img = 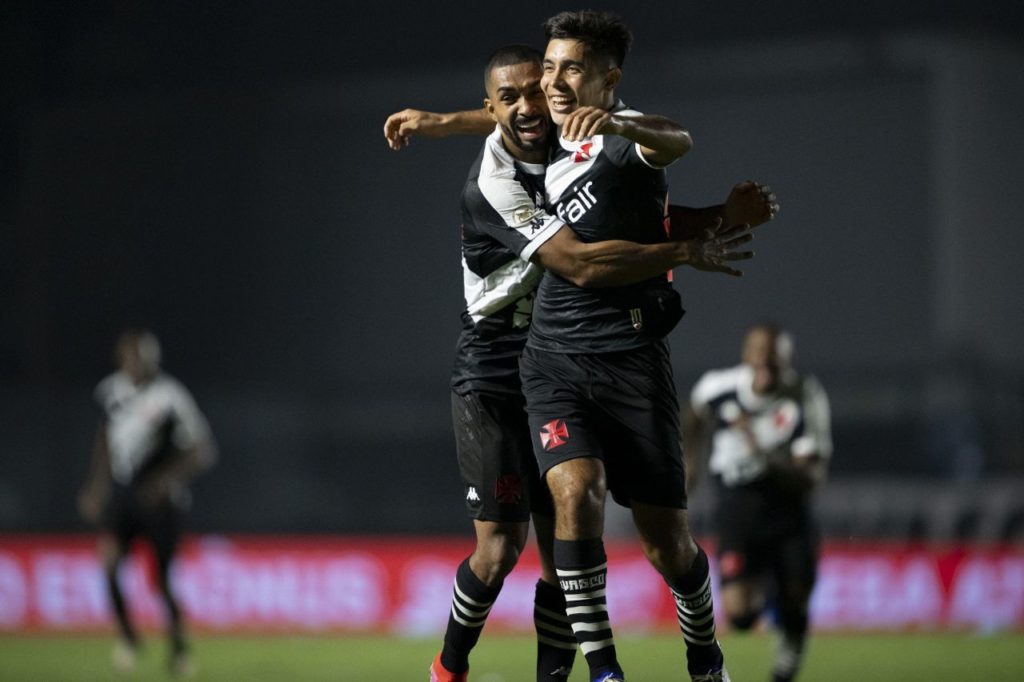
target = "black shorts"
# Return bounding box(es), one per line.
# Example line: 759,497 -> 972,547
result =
452,389 -> 554,522
715,483 -> 819,587
102,484 -> 184,563
519,342 -> 686,509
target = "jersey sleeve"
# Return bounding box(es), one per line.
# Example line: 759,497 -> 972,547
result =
601,109 -> 672,170
94,376 -> 113,411
463,135 -> 567,261
94,373 -> 125,417
689,371 -> 718,414
791,375 -> 832,459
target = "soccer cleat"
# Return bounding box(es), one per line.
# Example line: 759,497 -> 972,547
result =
689,640 -> 729,681
429,652 -> 468,682
111,639 -> 138,673
169,650 -> 197,678
690,670 -> 730,682
592,672 -> 626,682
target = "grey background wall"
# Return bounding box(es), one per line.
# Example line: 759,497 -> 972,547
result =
2,1 -> 1022,534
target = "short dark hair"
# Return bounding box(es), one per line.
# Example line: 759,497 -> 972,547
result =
543,10 -> 632,68
484,44 -> 543,88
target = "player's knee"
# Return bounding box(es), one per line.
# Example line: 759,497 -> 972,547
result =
473,536 -> 523,583
546,461 -> 605,510
640,536 -> 698,579
727,609 -> 761,632
549,478 -> 603,511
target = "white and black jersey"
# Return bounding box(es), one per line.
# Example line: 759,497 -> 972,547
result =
690,364 -> 832,488
95,371 -> 213,487
451,127 -> 566,395
528,102 -> 677,354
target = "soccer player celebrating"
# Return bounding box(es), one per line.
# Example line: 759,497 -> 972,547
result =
684,323 -> 831,682
386,41 -> 772,682
514,11 -> 763,681
77,329 -> 216,677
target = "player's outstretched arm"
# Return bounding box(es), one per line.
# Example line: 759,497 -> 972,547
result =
669,182 -> 779,240
532,220 -> 754,287
561,107 -> 692,166
533,228 -> 690,287
383,107 -> 492,150
678,218 -> 756,277
725,181 -> 779,228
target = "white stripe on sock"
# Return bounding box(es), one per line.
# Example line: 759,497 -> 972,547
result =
536,634 -> 579,650
579,638 -> 615,655
555,563 -> 608,577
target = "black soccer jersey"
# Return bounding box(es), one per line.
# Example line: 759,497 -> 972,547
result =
450,128 -> 566,395
95,371 -> 212,487
527,102 -> 677,354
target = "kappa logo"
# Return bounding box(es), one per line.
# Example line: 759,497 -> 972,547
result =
573,141 -> 594,163
539,419 -> 569,450
466,487 -> 481,503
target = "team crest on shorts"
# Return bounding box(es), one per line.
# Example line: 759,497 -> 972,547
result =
540,419 -> 570,450
495,474 -> 524,504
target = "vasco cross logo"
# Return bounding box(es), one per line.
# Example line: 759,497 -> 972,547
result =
539,419 -> 570,450
573,141 -> 594,163
495,474 -> 523,504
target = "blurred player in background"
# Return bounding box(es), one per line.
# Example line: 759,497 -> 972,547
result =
684,323 -> 832,682
77,329 -> 216,677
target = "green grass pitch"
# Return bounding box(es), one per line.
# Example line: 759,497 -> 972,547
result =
1,632 -> 1022,681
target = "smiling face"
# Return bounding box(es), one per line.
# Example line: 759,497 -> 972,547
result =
484,60 -> 550,162
541,38 -> 620,124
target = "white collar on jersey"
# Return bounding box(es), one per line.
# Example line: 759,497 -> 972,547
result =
487,124 -> 547,174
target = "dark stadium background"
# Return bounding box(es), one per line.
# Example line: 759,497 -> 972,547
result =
2,0 -> 1023,540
